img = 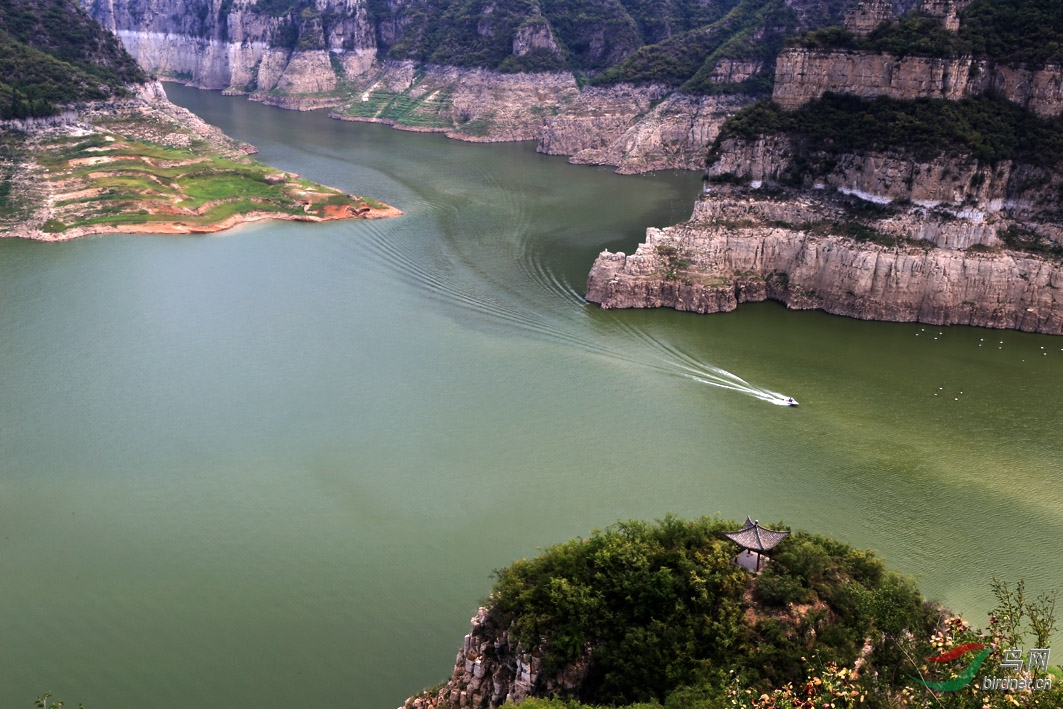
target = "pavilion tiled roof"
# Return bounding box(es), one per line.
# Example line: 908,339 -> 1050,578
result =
723,517 -> 789,552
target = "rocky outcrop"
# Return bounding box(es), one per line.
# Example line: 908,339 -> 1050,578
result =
773,48 -> 1063,117
512,18 -> 562,59
84,0 -> 883,172
401,608 -> 591,709
918,0 -> 972,32
708,137 -> 1063,228
586,186 -> 1063,334
331,61 -> 580,142
843,0 -> 896,37
556,93 -> 752,174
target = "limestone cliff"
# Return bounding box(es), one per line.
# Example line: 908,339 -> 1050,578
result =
773,48 -> 1063,117
85,0 -> 377,109
82,0 -> 896,172
585,0 -> 1063,332
587,124 -> 1063,333
586,186 -> 1063,334
329,62 -> 752,173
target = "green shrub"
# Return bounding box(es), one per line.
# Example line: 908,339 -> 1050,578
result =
489,517 -> 939,707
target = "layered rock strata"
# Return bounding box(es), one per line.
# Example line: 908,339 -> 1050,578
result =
708,137 -> 1063,234
586,185 -> 1063,334
773,48 -> 1063,116
401,608 -> 591,709
538,87 -> 750,174
331,61 -> 581,143
82,0 -> 763,171
88,0 -> 377,108
331,62 -> 752,172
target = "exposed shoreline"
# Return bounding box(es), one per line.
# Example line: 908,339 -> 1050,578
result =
16,204 -> 403,242
0,82 -> 401,242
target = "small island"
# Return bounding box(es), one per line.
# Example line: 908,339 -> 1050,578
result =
1,86 -> 400,241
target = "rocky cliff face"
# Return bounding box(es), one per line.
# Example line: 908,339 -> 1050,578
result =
401,608 -> 591,709
536,85 -> 749,174
586,186 -> 1063,334
85,0 -> 377,108
708,136 -> 1063,229
82,0 -> 889,171
84,0 -> 750,170
773,48 -> 1063,117
329,62 -> 751,173
583,0 -> 1063,331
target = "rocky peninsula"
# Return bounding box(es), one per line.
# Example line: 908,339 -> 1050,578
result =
2,83 -> 399,241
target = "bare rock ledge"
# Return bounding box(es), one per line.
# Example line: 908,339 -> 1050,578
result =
586,187 -> 1063,335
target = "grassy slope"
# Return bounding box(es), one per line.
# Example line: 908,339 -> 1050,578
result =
1,106 -> 394,238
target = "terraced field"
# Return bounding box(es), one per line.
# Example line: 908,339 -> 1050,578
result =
36,130 -> 393,236
338,84 -> 455,130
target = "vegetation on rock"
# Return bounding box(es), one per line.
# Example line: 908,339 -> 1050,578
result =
712,92 -> 1063,167
797,0 -> 1063,65
0,0 -> 145,119
481,516 -> 1061,709
489,516 -> 936,706
349,0 -> 885,93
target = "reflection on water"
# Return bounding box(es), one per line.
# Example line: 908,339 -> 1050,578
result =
0,83 -> 1059,709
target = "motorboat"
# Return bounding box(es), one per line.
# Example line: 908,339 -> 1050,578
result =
784,397 -> 799,406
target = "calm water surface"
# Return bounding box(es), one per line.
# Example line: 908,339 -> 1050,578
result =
1,83 -> 1061,708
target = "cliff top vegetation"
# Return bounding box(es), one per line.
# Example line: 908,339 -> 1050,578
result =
589,0 -> 878,95
356,0 -> 915,94
0,0 -> 145,119
480,515 -> 1062,709
797,0 -> 1063,66
712,92 -> 1063,168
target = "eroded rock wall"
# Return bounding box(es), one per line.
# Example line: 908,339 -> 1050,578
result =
86,0 -> 377,107
539,87 -> 751,174
773,48 -> 1063,117
707,137 -> 1063,229
586,187 -> 1063,334
81,0 -> 761,171
332,63 -> 753,172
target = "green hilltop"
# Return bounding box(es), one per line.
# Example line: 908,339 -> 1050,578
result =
424,515 -> 1063,709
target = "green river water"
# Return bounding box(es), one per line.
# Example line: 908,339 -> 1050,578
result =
0,83 -> 1060,708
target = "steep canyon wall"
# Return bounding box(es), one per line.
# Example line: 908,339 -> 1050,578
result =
84,0 -> 759,172
586,188 -> 1063,334
773,48 -> 1063,117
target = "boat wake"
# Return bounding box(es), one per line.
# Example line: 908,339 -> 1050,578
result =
350,196 -> 798,407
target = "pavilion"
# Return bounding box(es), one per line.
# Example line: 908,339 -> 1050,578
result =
724,517 -> 789,572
